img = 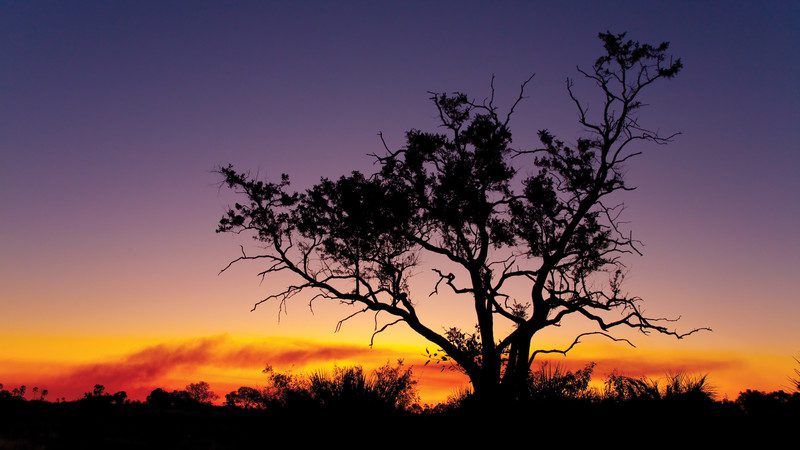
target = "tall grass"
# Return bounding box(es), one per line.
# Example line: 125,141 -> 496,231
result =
308,361 -> 418,411
604,372 -> 715,402
528,362 -> 596,401
224,360 -> 417,412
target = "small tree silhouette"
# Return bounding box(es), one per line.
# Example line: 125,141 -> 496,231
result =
0,383 -> 29,402
217,31 -> 708,401
185,381 -> 219,404
11,385 -> 26,399
604,372 -> 714,403
82,384 -> 127,405
224,386 -> 268,409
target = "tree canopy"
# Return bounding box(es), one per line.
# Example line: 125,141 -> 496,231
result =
216,32 -> 708,401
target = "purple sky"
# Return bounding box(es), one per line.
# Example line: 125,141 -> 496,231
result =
1,1 -> 798,367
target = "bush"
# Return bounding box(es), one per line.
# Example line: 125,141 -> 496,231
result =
146,388 -> 197,409
528,362 -> 596,401
221,360 -> 419,412
736,389 -> 800,416
224,386 -> 269,409
185,381 -> 219,404
81,384 -> 128,406
0,384 -> 46,401
604,372 -> 714,403
307,361 -> 418,412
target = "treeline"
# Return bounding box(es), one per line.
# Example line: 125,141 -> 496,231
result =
0,361 -> 418,414
2,361 -> 798,417
1,362 -> 797,448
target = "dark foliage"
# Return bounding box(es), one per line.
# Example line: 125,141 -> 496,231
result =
2,368 -> 798,448
80,384 -> 127,406
736,389 -> 800,418
306,361 -> 418,411
0,384 -> 47,403
527,362 -> 596,401
224,386 -> 269,410
604,372 -> 716,404
222,360 -> 417,413
147,388 -> 199,409
185,381 -> 219,404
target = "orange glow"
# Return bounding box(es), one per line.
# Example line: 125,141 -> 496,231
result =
0,333 -> 793,404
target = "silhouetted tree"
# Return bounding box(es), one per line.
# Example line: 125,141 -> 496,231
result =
736,389 -> 800,417
87,384 -> 104,398
11,385 -> 26,399
26,386 -> 47,401
0,383 -> 27,402
146,387 -> 208,409
185,381 -> 219,404
216,32 -> 708,401
224,386 -> 268,409
82,384 -> 127,405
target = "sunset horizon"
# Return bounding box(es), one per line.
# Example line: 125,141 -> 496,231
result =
1,332 -> 794,404
1,2 -> 798,444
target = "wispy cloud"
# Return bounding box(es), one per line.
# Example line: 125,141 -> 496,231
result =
0,335 -> 746,402
1,335 -> 391,399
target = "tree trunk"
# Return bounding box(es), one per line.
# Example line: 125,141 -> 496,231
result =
471,359 -> 501,402
502,335 -> 532,400
470,269 -> 502,402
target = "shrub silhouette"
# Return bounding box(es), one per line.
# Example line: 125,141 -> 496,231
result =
0,384 -> 41,402
11,385 -> 26,399
527,362 -> 596,401
371,360 -> 418,410
662,373 -> 715,402
441,363 -> 598,410
81,384 -> 127,405
221,360 -> 417,412
308,363 -> 417,412
147,387 -> 205,409
0,383 -> 19,402
2,364 -> 799,448
604,372 -> 714,403
736,389 -> 800,417
185,381 -> 219,404
308,367 -> 370,407
261,365 -> 313,407
224,386 -> 269,409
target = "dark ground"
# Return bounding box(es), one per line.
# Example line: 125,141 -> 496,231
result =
0,397 -> 796,449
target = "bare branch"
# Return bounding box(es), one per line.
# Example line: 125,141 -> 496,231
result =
504,73 -> 535,126
219,245 -> 279,275
370,318 -> 404,347
430,268 -> 473,297
335,307 -> 369,333
529,331 -> 635,364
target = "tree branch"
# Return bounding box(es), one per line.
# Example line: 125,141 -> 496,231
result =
529,331 -> 635,364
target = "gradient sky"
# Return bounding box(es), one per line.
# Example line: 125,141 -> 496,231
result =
1,1 -> 798,402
